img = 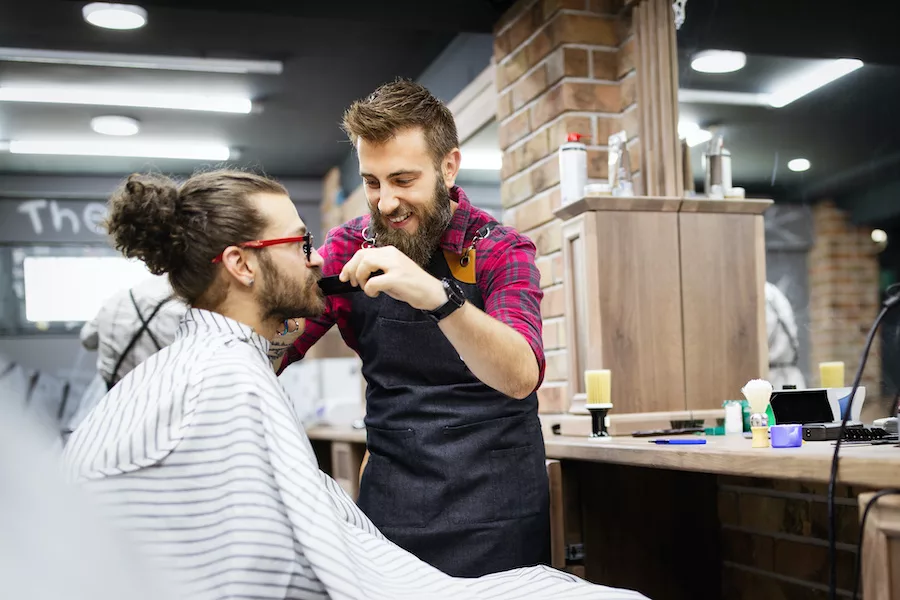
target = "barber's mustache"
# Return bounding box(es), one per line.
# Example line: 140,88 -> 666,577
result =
379,206 -> 416,219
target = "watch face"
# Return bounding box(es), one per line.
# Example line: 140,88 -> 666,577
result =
445,278 -> 465,306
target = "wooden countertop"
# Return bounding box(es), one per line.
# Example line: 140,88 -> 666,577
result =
307,424 -> 366,444
544,435 -> 900,489
305,425 -> 900,489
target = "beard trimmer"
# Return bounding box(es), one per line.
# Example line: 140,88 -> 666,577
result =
317,270 -> 385,296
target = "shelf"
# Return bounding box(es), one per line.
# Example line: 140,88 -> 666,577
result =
554,195 -> 682,221
680,197 -> 773,215
553,194 -> 773,221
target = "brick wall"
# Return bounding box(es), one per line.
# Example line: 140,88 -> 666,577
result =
718,475 -> 866,599
808,200 -> 882,396
494,0 -> 637,413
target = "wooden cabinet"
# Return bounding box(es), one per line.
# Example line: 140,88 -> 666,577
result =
859,491 -> 900,600
554,195 -> 771,414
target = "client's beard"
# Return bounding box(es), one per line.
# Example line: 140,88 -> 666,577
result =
257,251 -> 325,322
369,179 -> 453,268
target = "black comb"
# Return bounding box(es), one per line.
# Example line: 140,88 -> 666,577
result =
317,270 -> 385,296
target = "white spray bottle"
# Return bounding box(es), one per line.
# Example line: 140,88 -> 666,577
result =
559,132 -> 588,207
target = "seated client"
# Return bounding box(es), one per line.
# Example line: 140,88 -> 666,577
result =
62,169 -> 648,600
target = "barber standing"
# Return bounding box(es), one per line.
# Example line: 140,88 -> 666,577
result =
277,79 -> 549,578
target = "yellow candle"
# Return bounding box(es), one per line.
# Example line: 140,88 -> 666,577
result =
585,370 -> 611,406
820,361 -> 845,388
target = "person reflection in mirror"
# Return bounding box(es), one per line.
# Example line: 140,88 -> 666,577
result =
70,275 -> 187,434
766,281 -> 807,390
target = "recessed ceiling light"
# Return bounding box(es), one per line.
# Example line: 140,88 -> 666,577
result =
767,58 -> 863,108
0,47 -> 282,75
82,3 -> 147,30
0,86 -> 253,114
8,140 -> 231,161
787,158 -> 811,172
690,50 -> 747,74
91,115 -> 140,136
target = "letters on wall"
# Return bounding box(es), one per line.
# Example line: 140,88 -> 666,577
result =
0,199 -> 109,245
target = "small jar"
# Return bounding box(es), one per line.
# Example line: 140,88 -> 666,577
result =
724,400 -> 743,435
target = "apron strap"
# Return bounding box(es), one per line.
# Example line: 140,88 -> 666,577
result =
24,371 -> 40,407
107,292 -> 173,389
459,220 -> 499,268
56,381 -> 71,422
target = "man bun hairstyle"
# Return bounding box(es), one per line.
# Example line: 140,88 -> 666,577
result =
341,78 -> 459,170
105,169 -> 288,305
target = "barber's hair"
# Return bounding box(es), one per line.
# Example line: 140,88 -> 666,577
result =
342,78 -> 459,170
105,169 -> 288,305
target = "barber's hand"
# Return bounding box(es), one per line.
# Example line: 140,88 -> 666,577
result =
267,317 -> 306,372
340,246 -> 446,311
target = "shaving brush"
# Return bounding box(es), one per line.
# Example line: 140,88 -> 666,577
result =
585,370 -> 612,438
742,379 -> 773,448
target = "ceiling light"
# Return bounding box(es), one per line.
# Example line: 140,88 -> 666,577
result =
91,115 -> 140,136
0,86 -> 252,114
460,150 -> 502,171
690,50 -> 747,74
787,158 -> 811,172
8,140 -> 231,161
677,121 -> 713,147
767,58 -> 863,108
82,3 -> 147,30
871,229 -> 888,244
0,47 -> 283,75
678,89 -> 768,106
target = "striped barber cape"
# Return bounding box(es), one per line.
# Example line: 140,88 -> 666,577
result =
62,308 -> 648,600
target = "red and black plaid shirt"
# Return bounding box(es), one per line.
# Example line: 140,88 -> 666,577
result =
283,186 -> 546,391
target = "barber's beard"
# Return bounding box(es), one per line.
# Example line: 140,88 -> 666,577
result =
369,179 -> 453,268
257,251 -> 326,322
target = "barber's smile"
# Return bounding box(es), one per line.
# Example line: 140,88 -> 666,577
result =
385,210 -> 413,229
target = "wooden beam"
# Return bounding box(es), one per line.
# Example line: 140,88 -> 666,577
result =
448,63 -> 497,144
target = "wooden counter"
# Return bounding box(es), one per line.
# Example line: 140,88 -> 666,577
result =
306,424 -> 900,489
307,424 -> 366,444
306,423 -> 900,599
544,435 -> 900,489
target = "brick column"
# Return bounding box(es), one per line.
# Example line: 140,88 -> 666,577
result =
494,0 -> 638,413
808,200 -> 882,395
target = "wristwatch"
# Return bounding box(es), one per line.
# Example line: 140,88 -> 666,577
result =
423,277 -> 466,323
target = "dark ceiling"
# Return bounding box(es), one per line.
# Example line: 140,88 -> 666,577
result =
0,0 -> 897,226
675,0 -> 900,224
0,0 -> 513,179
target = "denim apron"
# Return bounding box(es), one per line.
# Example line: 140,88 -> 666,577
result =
352,248 -> 550,578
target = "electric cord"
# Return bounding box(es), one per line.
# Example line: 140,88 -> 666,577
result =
890,386 -> 900,420
852,488 -> 900,600
827,285 -> 900,600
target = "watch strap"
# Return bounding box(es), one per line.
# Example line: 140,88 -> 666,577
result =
423,278 -> 465,323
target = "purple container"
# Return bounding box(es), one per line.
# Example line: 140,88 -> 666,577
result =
770,424 -> 803,448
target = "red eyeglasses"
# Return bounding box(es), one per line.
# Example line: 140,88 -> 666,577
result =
211,232 -> 313,264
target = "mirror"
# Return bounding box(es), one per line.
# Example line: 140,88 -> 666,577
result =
675,0 -> 899,418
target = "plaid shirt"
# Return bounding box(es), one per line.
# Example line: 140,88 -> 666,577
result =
284,186 -> 546,391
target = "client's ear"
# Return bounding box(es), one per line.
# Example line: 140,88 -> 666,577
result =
220,247 -> 256,288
